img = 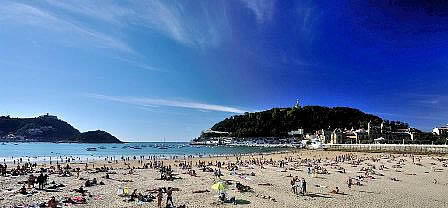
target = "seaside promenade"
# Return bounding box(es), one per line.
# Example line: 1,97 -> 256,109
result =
323,144 -> 448,154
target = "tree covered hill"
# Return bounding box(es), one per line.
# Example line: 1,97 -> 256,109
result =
211,106 -> 409,137
70,130 -> 122,143
0,115 -> 121,143
0,115 -> 80,140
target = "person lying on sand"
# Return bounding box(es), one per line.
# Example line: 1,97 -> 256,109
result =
62,196 -> 87,204
85,178 -> 99,187
236,182 -> 252,192
48,183 -> 65,189
18,185 -> 27,195
192,190 -> 210,193
188,169 -> 197,177
218,192 -> 236,205
73,186 -> 88,195
330,187 -> 340,194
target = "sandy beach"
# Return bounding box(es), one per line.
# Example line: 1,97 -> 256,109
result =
1,150 -> 447,208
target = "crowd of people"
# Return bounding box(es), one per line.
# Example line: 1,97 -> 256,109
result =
0,151 -> 446,207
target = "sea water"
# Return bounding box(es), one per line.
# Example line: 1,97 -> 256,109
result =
0,142 -> 287,163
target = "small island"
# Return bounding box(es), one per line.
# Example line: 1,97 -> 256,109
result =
0,114 -> 122,143
69,130 -> 122,143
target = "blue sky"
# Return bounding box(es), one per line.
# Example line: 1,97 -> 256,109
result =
1,0 -> 447,141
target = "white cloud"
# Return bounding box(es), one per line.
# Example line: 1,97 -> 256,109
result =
405,94 -> 448,108
375,112 -> 447,121
45,0 -> 132,26
45,0 -> 228,49
86,94 -> 247,114
239,0 -> 275,24
112,56 -> 165,72
0,2 -> 133,53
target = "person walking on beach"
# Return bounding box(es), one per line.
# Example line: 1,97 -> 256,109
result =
157,188 -> 163,208
348,177 -> 352,188
166,187 -> 174,207
37,173 -> 45,190
290,177 -> 296,194
301,178 -> 307,196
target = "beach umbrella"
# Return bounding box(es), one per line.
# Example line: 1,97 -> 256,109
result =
211,182 -> 228,191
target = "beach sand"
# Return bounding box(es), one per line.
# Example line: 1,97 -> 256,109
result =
1,150 -> 447,208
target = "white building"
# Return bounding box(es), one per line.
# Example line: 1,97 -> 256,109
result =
288,129 -> 304,136
433,125 -> 448,136
39,113 -> 58,120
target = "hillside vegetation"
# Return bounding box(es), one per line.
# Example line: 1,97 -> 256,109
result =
71,130 -> 122,143
211,106 -> 408,137
0,115 -> 121,143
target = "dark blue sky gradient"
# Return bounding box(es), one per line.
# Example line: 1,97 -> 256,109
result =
0,0 -> 447,141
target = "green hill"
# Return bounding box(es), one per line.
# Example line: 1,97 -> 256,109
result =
210,106 -> 409,137
70,130 -> 122,143
0,115 -> 122,143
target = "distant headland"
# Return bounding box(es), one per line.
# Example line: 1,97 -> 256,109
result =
193,103 -> 447,146
0,114 -> 122,143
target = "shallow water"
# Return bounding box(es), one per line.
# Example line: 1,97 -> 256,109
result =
0,142 -> 286,163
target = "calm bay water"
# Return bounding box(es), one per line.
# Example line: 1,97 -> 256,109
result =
0,142 -> 286,163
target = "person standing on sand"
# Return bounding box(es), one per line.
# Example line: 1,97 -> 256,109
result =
301,178 -> 307,196
157,188 -> 163,208
37,173 -> 45,189
166,187 -> 174,207
28,174 -> 35,188
290,177 -> 296,194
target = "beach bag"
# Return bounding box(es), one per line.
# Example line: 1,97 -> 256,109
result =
117,188 -> 123,196
123,187 -> 129,196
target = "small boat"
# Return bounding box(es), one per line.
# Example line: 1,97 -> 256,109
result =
86,147 -> 97,151
178,144 -> 188,148
132,146 -> 142,150
98,146 -> 106,149
158,137 -> 169,149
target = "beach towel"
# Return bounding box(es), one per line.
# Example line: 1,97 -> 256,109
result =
71,196 -> 87,204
